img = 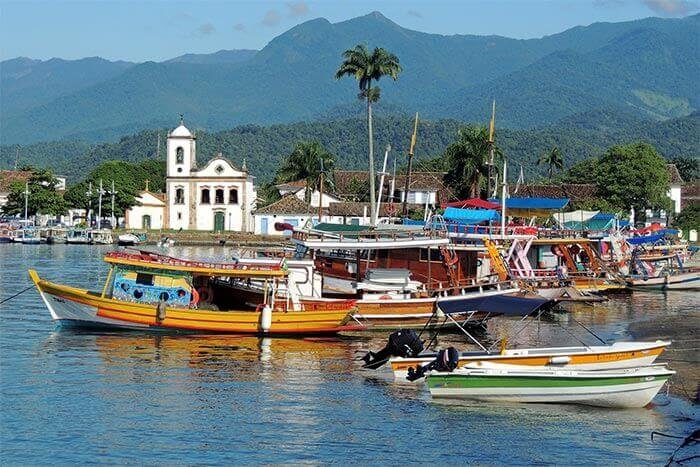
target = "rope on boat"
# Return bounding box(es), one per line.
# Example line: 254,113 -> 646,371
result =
0,284 -> 35,306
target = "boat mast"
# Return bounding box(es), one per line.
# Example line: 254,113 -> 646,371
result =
110,180 -> 118,229
401,113 -> 419,218
500,159 -> 507,239
23,181 -> 30,226
374,144 -> 391,225
487,101 -> 496,198
317,159 -> 324,223
98,179 -> 104,229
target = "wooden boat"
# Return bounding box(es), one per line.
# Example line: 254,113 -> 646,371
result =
625,270 -> 699,291
389,340 -> 671,379
18,228 -> 42,244
425,364 -> 674,408
28,250 -> 360,335
66,228 -> 91,244
89,229 -> 113,245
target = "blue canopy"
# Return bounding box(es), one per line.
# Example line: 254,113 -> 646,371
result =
443,207 -> 500,224
437,294 -> 552,316
489,197 -> 570,210
628,233 -> 665,245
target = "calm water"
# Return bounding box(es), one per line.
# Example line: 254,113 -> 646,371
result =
1,244 -> 698,464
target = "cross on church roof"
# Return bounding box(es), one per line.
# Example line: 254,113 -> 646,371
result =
179,114 -> 184,125
145,179 -> 150,191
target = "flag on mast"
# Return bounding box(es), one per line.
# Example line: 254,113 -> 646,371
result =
488,100 -> 496,144
514,164 -> 525,194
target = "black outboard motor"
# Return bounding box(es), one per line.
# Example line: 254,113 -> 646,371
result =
361,329 -> 424,369
406,347 -> 460,382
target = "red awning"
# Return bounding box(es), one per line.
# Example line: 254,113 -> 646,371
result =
635,223 -> 664,235
442,198 -> 500,210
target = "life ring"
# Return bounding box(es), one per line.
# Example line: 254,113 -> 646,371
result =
197,286 -> 212,303
379,294 -> 392,300
190,287 -> 200,307
551,245 -> 564,257
476,259 -> 483,267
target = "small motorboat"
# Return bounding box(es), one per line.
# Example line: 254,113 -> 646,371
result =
425,361 -> 674,408
117,232 -> 145,246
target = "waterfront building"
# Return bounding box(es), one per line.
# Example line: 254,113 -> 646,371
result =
165,119 -> 256,232
124,190 -> 166,229
253,195 -> 315,235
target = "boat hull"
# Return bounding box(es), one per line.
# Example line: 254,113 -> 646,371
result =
29,270 -> 358,335
626,272 -> 699,291
426,366 -> 674,408
390,341 -> 670,379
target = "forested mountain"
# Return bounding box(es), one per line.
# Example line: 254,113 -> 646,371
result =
2,111 -> 697,184
1,12 -> 698,144
165,49 -> 258,65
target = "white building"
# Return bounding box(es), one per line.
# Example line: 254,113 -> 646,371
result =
165,120 -> 256,232
125,190 -> 167,229
253,195 -> 314,236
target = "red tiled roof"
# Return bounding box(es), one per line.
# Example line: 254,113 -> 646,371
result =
667,164 -> 684,184
0,170 -> 31,192
254,195 -> 313,215
516,184 -> 597,201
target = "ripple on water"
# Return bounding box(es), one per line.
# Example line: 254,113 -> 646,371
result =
0,245 -> 697,464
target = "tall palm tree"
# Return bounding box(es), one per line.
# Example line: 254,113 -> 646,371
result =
276,141 -> 335,203
538,146 -> 564,182
444,126 -> 495,199
335,44 -> 402,224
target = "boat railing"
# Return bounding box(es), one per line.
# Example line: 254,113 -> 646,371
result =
105,251 -> 285,272
426,279 -> 518,296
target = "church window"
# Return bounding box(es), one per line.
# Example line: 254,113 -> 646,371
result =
177,212 -> 182,220
229,189 -> 238,204
215,164 -> 224,175
175,188 -> 184,204
201,188 -> 210,204
176,147 -> 184,164
215,189 -> 225,204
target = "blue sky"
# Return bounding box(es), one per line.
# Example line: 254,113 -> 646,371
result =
1,0 -> 697,62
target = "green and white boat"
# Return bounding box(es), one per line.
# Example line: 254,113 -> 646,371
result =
426,364 -> 674,408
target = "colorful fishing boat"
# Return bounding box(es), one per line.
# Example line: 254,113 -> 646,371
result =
625,270 -> 700,291
29,250 -> 360,335
425,364 -> 674,408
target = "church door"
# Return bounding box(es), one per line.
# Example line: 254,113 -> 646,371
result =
214,212 -> 225,232
142,215 -> 152,229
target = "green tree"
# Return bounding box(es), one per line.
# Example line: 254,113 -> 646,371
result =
443,126 -> 494,199
345,177 -> 371,202
1,167 -> 68,217
335,44 -> 402,223
256,181 -> 282,208
561,157 -> 598,184
670,156 -> 699,182
671,203 -> 699,239
596,142 -> 670,217
538,146 -> 564,182
276,141 -> 335,203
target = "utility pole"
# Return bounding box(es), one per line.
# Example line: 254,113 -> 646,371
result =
318,159 -> 325,223
402,113 -> 419,217
97,179 -> 104,229
156,133 -> 161,159
14,147 -> 19,171
486,100 -> 497,199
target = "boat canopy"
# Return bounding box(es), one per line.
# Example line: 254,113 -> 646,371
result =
437,294 -> 551,316
442,198 -> 500,210
553,210 -> 617,231
490,197 -> 570,217
443,207 -> 500,224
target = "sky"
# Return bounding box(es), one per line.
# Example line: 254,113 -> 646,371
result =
0,0 -> 698,62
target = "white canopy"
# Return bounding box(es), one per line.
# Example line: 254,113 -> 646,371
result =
552,210 -> 599,226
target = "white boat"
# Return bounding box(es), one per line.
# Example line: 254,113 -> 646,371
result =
425,364 -> 674,408
389,340 -> 671,380
18,228 -> 42,244
89,229 -> 113,245
117,232 -> 143,246
66,228 -> 91,244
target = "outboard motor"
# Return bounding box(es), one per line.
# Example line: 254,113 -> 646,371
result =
406,347 -> 460,382
361,329 -> 424,369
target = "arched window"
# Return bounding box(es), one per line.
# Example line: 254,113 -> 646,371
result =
215,189 -> 224,204
175,188 -> 184,204
176,147 -> 184,164
229,189 -> 238,204
201,188 -> 210,204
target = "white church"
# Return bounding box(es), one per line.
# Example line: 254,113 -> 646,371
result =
126,119 -> 256,232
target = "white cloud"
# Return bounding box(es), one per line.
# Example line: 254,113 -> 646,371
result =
287,2 -> 310,17
643,0 -> 699,16
262,10 -> 281,26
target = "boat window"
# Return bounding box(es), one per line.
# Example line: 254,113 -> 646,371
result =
176,147 -> 184,164
201,188 -> 210,204
135,273 -> 154,286
229,189 -> 238,204
215,189 -> 225,204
